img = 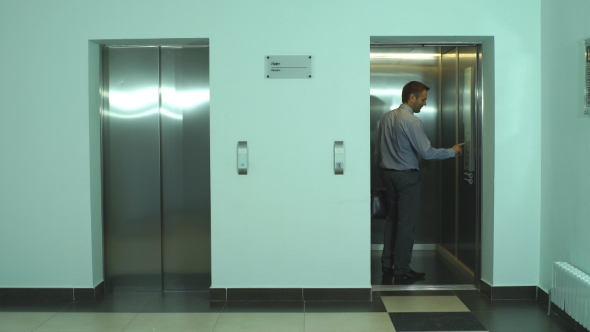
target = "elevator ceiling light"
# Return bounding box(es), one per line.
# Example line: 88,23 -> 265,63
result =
370,53 -> 441,59
370,88 -> 401,96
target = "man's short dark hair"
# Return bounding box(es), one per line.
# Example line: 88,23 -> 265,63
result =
402,81 -> 430,103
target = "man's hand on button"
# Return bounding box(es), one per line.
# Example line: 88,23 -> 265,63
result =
452,142 -> 467,156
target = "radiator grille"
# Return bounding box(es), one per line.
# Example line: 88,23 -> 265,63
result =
552,262 -> 590,329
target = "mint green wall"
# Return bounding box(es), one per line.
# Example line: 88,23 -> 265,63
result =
0,0 -> 541,288
540,0 -> 590,292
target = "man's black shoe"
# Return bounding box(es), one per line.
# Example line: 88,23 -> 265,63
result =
394,269 -> 425,280
382,267 -> 394,275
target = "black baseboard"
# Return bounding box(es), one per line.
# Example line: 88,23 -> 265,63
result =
0,282 -> 105,301
479,280 -> 492,298
537,287 -> 590,332
210,288 -> 372,302
479,281 -> 536,300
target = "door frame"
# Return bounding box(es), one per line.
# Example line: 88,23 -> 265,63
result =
369,36 -> 493,288
90,38 -> 210,292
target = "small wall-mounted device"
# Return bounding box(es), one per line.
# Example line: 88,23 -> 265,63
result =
585,38 -> 590,114
334,141 -> 345,175
237,141 -> 248,175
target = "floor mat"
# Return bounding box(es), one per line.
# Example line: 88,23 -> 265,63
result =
389,312 -> 487,331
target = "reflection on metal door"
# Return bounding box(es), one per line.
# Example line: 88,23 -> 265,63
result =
439,46 -> 481,284
458,63 -> 478,275
440,48 -> 458,255
102,45 -> 211,292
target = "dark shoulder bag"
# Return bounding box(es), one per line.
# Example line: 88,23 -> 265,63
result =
371,188 -> 388,219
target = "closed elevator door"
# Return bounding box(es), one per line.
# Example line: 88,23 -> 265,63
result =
102,45 -> 211,292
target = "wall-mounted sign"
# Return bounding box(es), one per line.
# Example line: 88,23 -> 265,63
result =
265,55 -> 312,79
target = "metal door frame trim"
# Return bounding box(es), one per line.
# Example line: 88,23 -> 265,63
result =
97,39 -> 211,292
369,41 -> 484,287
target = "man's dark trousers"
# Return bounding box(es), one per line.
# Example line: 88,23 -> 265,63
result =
380,169 -> 420,275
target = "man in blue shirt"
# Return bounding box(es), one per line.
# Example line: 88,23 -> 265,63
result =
376,81 -> 465,279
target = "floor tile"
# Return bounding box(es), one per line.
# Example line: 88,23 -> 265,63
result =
459,297 -> 548,313
382,295 -> 470,312
1,288 -> 583,332
453,290 -> 487,298
304,298 -> 387,312
222,301 -> 303,313
0,300 -> 71,312
123,313 -> 220,331
62,292 -> 156,313
305,312 -> 395,332
33,312 -> 138,331
0,312 -> 55,331
213,313 -> 304,332
472,309 -> 578,332
141,292 -> 225,313
380,290 -> 456,297
389,312 -> 487,331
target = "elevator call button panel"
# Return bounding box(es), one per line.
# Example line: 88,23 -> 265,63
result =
334,141 -> 345,175
237,141 -> 248,175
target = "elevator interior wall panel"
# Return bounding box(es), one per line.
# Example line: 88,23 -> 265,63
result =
160,46 -> 211,290
369,47 -> 441,245
457,47 -> 477,272
102,46 -> 162,291
439,48 -> 458,253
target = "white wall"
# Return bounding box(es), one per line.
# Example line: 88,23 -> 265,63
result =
539,0 -> 590,291
0,0 -> 541,288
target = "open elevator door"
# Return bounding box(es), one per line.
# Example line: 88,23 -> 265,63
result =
370,43 -> 482,287
439,46 -> 481,285
101,44 -> 211,292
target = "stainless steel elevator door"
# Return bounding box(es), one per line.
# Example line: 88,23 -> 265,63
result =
440,48 -> 458,254
103,46 -> 162,291
102,45 -> 211,292
439,46 -> 480,277
160,46 -> 211,291
456,47 -> 478,273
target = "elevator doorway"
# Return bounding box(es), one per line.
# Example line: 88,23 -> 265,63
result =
370,44 -> 482,287
101,44 -> 211,292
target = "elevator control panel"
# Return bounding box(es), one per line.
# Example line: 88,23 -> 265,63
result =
334,141 -> 345,175
237,141 -> 248,175
585,39 -> 590,114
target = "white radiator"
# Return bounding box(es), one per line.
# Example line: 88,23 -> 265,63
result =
550,262 -> 590,329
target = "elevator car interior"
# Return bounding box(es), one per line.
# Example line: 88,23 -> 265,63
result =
370,44 -> 483,288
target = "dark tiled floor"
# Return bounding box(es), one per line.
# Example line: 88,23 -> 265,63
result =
0,290 -> 583,331
0,252 -> 583,331
390,312 -> 487,331
454,290 -> 579,332
371,249 -> 473,285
